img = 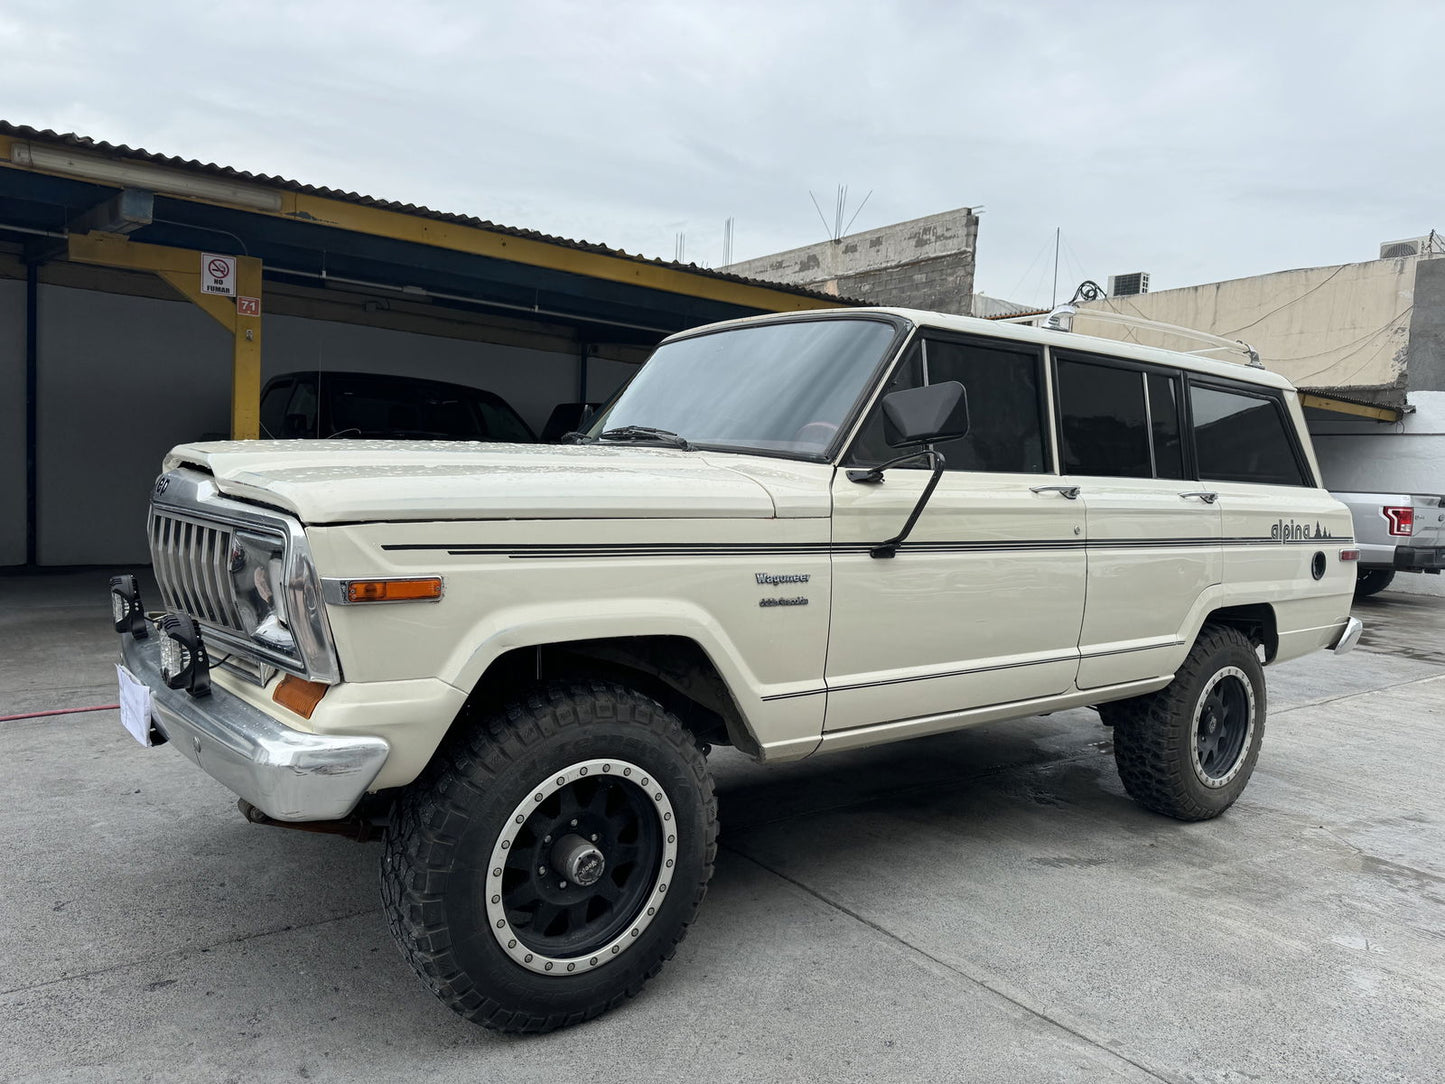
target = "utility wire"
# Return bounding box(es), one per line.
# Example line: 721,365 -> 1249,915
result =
1219,263 -> 1348,336
1290,306 -> 1414,382
1007,233 -> 1056,303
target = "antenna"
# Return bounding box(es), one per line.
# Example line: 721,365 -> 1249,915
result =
674,232 -> 686,263
722,217 -> 734,266
808,185 -> 875,242
1051,227 -> 1060,308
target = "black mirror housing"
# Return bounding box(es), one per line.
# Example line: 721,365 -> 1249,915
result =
882,381 -> 970,447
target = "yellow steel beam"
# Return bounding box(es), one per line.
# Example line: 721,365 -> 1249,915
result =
270,191 -> 845,314
1298,392 -> 1402,423
68,231 -> 264,438
2,134 -> 844,314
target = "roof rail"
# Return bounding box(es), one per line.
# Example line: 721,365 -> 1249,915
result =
1000,280 -> 1263,368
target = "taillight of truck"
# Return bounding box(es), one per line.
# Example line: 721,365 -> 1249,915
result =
1384,506 -> 1415,536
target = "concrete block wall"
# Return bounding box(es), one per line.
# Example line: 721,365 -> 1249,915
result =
722,208 -> 978,316
1408,258 -> 1445,393
1076,257 -> 1419,405
832,255 -> 976,316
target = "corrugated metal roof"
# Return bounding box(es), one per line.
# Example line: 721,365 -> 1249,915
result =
0,120 -> 856,306
973,294 -> 1047,319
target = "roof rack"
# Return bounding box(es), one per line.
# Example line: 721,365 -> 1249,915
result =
1000,280 -> 1263,368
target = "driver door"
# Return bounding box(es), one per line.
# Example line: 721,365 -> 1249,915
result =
824,334 -> 1087,732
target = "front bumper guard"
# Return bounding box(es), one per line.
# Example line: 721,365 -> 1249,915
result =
121,630 -> 389,822
1329,616 -> 1364,655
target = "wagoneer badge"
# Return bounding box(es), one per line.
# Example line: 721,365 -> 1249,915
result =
756,572 -> 809,607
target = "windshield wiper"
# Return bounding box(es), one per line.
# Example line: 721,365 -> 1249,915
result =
597,426 -> 693,450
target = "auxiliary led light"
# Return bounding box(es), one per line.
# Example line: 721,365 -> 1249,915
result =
108,575 -> 149,639
157,613 -> 211,697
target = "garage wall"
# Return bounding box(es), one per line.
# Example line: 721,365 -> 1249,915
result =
0,277 -> 25,565
24,285 -> 629,566
1309,392 -> 1445,597
1309,391 -> 1445,494
37,286 -> 233,565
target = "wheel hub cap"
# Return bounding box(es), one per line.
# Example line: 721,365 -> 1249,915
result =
1190,667 -> 1255,789
552,834 -> 606,886
484,758 -> 677,977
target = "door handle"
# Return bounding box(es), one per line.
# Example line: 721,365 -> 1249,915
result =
1030,485 -> 1081,499
1179,491 -> 1219,504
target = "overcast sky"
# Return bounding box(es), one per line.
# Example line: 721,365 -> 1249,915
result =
3,0 -> 1442,307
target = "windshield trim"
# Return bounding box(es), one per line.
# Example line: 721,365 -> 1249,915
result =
597,312 -> 915,463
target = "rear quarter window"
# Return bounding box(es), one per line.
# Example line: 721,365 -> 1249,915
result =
1190,383 -> 1308,486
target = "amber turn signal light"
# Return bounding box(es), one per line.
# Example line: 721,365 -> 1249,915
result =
273,675 -> 328,719
344,577 -> 444,603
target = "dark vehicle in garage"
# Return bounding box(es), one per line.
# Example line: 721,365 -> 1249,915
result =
259,371 -> 538,443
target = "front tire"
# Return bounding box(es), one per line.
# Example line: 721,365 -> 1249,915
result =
1109,625 -> 1266,821
381,681 -> 717,1033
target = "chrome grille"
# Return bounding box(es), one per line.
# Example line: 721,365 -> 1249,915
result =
148,510 -> 244,633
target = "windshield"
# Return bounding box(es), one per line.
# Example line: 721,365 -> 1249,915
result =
589,317 -> 900,458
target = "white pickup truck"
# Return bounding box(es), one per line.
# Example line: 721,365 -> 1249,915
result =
1330,491 -> 1445,596
109,306 -> 1362,1033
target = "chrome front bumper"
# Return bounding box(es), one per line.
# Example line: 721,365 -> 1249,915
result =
120,632 -> 389,822
1330,616 -> 1365,655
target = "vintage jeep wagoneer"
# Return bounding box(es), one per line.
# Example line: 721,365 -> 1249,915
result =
108,306 -> 1363,1032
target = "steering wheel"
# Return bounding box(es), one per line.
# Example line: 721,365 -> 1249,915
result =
792,421 -> 838,448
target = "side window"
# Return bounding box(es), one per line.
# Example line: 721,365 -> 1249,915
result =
1190,384 -> 1308,486
1056,358 -> 1151,477
1147,372 -> 1186,480
474,397 -> 535,443
1056,356 -> 1191,480
847,338 -> 1048,473
847,345 -> 923,466
259,380 -> 292,438
286,380 -> 319,437
925,340 -> 1048,473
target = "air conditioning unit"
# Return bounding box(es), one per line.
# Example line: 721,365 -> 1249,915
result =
1108,272 -> 1150,297
1379,235 -> 1444,259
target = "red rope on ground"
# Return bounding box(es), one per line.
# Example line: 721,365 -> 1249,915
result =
0,703 -> 120,722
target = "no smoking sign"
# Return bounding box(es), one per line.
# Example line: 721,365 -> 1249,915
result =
201,252 -> 236,296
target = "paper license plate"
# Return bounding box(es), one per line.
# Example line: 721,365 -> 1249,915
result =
115,664 -> 155,747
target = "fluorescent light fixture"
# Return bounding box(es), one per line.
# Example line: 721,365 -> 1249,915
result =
10,141 -> 283,213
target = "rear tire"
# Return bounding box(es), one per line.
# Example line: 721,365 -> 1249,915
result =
1109,625 -> 1266,821
1354,568 -> 1395,598
381,681 -> 717,1033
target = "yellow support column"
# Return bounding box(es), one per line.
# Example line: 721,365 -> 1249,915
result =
231,257 -> 263,439
67,232 -> 264,438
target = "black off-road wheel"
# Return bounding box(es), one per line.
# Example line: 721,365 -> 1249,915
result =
381,681 -> 717,1033
1108,625 -> 1266,821
1354,568 -> 1395,598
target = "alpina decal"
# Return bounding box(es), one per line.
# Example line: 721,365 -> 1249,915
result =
1271,519 -> 1334,541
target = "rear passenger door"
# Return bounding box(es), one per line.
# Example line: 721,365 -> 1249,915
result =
1053,351 -> 1223,689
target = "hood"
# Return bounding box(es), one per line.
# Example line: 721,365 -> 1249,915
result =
162,440 -> 814,523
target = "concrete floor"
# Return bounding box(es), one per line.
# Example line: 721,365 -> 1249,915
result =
2,571 -> 1443,1083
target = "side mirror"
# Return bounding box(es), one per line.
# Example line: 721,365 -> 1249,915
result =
882,381 -> 970,446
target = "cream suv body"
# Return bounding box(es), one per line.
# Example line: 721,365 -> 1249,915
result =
110,307 -> 1362,1033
